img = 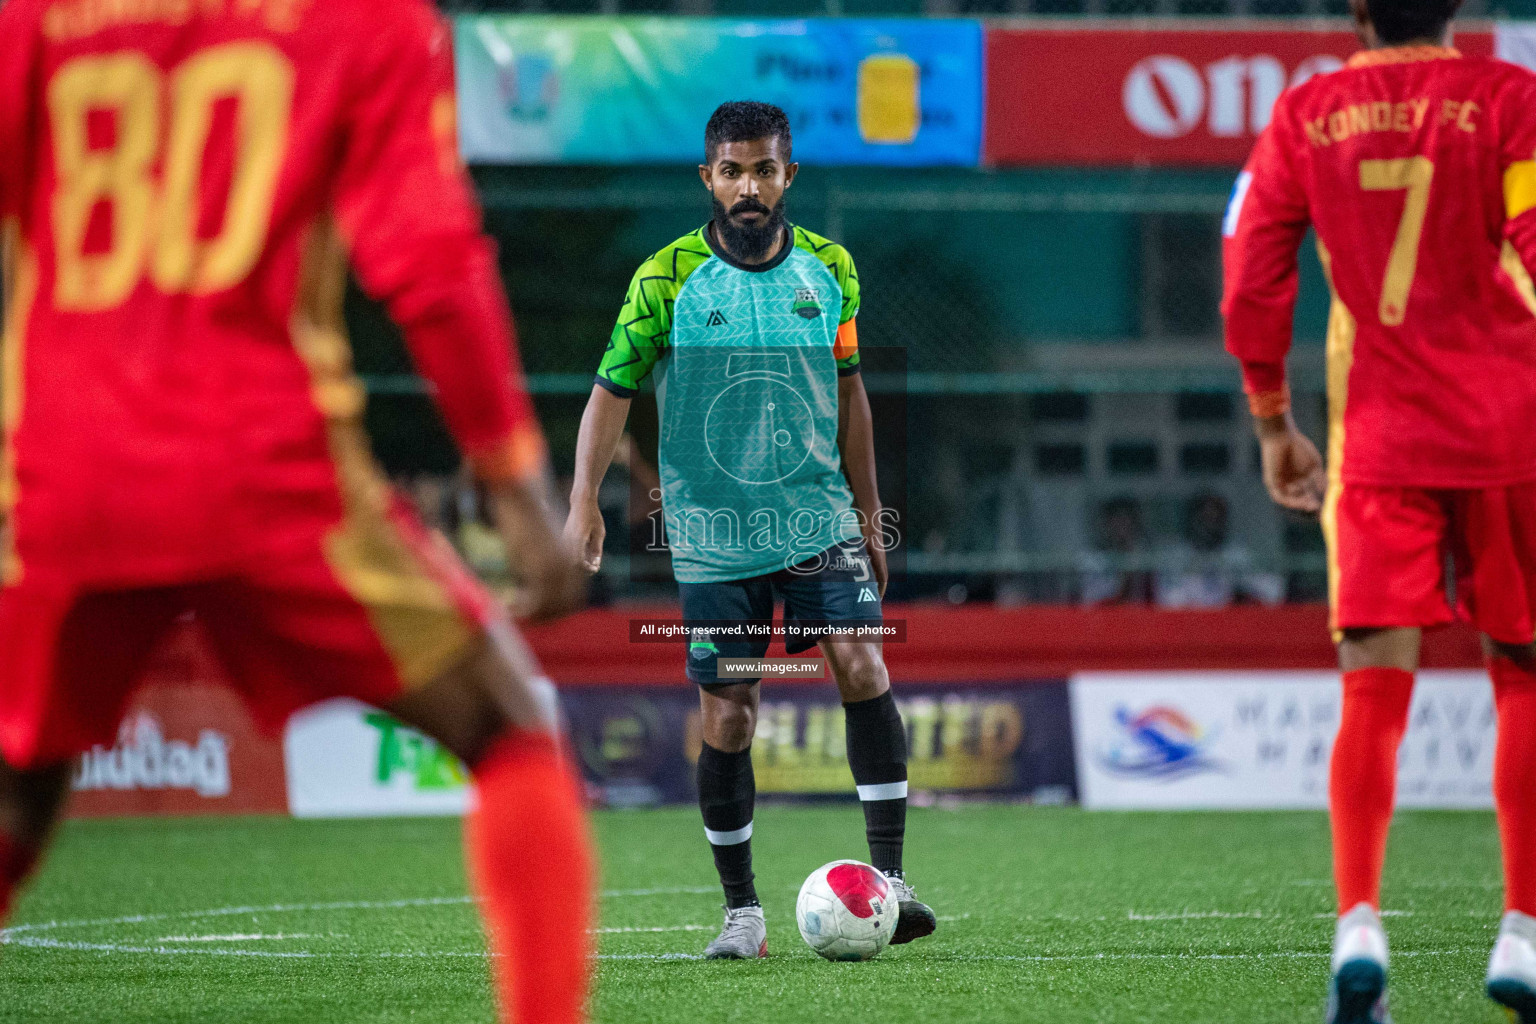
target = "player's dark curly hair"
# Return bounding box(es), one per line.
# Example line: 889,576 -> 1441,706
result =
704,101 -> 792,164
1364,0 -> 1463,46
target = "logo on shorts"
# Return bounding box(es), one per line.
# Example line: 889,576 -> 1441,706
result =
793,287 -> 822,319
858,588 -> 878,603
706,310 -> 728,327
690,631 -> 720,660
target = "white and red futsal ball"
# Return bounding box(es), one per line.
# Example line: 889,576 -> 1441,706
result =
795,859 -> 899,961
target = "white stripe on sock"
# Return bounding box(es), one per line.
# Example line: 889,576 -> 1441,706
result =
704,821 -> 753,846
856,781 -> 908,801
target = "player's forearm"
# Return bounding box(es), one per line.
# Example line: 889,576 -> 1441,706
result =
489,472 -> 564,550
1239,361 -> 1290,420
1252,409 -> 1296,439
837,372 -> 882,532
570,384 -> 632,506
1221,177 -> 1304,423
1225,295 -> 1294,419
385,237 -> 542,467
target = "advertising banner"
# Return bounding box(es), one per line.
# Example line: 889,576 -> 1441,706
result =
564,681 -> 1076,808
1498,22 -> 1536,69
282,682 -> 1072,817
284,700 -> 474,819
68,683 -> 289,818
1070,671 -> 1493,810
984,27 -> 1495,167
454,17 -> 983,166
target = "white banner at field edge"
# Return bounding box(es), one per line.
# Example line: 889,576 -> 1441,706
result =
1069,671 -> 1493,811
284,699 -> 475,819
1497,22 -> 1536,70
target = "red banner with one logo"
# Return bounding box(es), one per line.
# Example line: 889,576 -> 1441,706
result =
66,628 -> 289,818
984,25 -> 1495,167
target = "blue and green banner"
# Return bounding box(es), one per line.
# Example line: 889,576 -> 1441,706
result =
453,17 -> 983,167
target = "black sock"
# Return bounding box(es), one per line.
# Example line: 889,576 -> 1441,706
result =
698,742 -> 758,909
844,690 -> 908,877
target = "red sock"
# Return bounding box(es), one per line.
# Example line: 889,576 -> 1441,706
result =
1330,667 -> 1414,912
0,829 -> 39,924
1492,658 -> 1536,915
466,730 -> 593,1024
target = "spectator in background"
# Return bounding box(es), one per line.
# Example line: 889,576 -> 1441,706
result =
1079,497 -> 1154,606
613,434 -> 665,559
1155,491 -> 1284,609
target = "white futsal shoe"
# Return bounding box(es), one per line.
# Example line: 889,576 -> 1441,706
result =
703,904 -> 767,960
1326,903 -> 1392,1024
1488,910 -> 1536,1023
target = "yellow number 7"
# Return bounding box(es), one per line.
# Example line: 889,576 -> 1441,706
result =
1359,156 -> 1434,327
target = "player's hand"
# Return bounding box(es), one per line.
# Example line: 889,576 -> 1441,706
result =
490,478 -> 588,623
1256,414 -> 1326,515
563,497 -> 606,574
510,535 -> 588,623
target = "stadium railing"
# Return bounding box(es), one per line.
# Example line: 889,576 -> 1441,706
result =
354,164 -> 1336,603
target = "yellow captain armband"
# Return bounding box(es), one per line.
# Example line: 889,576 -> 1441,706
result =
1506,160 -> 1536,220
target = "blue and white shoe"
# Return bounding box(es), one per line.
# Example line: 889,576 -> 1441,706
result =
1488,911 -> 1536,1023
1326,903 -> 1391,1024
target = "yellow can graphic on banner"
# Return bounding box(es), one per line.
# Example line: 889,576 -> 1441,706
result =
684,696 -> 1025,794
857,53 -> 920,145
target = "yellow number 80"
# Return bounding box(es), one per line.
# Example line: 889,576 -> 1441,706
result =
48,43 -> 294,312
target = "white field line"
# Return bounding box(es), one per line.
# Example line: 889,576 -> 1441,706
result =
1,888 -> 717,939
0,896 -> 475,937
156,933 -> 325,942
599,949 -> 1488,964
1126,909 -> 1419,921
1013,908 -> 1455,924
1293,878 -> 1504,891
1127,911 -> 1265,921
600,887 -> 719,897
0,934 -> 1486,963
0,894 -> 1492,964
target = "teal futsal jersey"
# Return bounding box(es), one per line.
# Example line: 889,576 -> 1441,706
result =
596,224 -> 863,584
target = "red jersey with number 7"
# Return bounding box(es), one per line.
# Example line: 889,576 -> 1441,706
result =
0,0 -> 540,585
1223,46 -> 1536,488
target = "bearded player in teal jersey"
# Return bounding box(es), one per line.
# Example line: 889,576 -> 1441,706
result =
565,102 -> 935,959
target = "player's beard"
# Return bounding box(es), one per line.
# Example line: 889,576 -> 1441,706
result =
712,195 -> 787,263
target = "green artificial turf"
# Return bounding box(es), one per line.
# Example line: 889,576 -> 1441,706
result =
0,806 -> 1508,1023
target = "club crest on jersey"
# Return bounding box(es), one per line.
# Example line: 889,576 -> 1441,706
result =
793,287 -> 822,319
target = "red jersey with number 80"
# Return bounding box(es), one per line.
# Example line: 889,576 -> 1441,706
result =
1223,46 -> 1536,488
0,0 -> 539,585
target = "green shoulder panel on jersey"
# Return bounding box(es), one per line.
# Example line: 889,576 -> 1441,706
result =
792,225 -> 861,374
791,225 -> 860,325
596,229 -> 713,397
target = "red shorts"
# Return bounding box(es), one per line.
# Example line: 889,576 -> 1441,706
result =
0,494 -> 498,770
1324,480 -> 1536,644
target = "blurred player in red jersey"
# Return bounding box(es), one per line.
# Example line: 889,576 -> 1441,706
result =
0,0 -> 593,1020
1224,0 -> 1536,1019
